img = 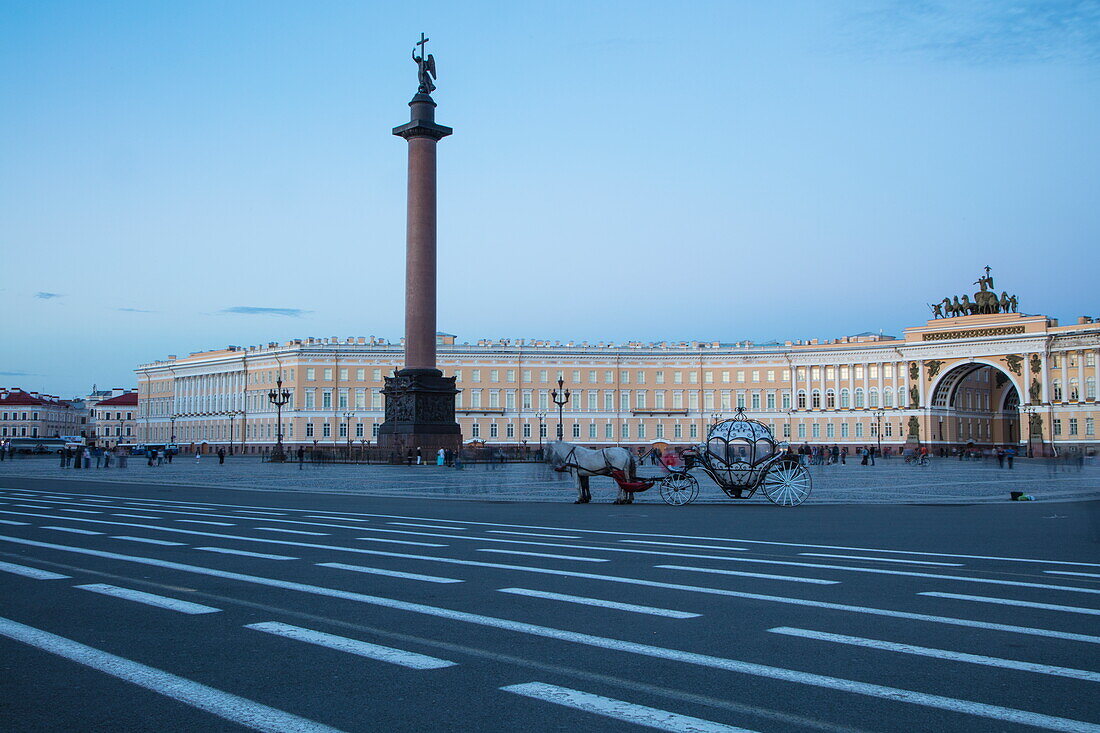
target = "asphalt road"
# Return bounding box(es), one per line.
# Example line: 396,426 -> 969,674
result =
1,476 -> 1098,732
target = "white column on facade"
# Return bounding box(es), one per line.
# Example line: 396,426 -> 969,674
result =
818,361 -> 826,410
1061,351 -> 1070,401
1040,353 -> 1050,403
1077,350 -> 1085,401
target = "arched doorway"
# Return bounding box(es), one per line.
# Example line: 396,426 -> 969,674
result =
928,362 -> 1021,450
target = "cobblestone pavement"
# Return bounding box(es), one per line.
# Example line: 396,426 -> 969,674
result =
1,454 -> 1096,504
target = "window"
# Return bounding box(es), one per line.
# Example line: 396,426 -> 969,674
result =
305,390 -> 316,409
620,391 -> 630,411
637,371 -> 645,384
355,389 -> 366,409
472,369 -> 481,383
782,392 -> 791,410
1053,380 -> 1063,401
372,423 -> 380,437
1070,379 -> 1080,401
767,370 -> 775,382
472,423 -> 480,438
605,370 -> 614,384
339,422 -> 348,438
471,390 -> 482,408
854,388 -> 865,408
489,390 -> 500,408
637,422 -> 646,439
323,368 -> 333,381
1069,418 -> 1078,436
306,422 -> 314,437
356,368 -> 365,381
812,423 -> 820,438
1087,377 -> 1096,400
840,389 -> 850,408
306,368 -> 315,380
621,370 -> 630,384
673,372 -> 682,384
855,422 -> 864,438
588,391 -> 598,410
621,423 -> 629,439
689,372 -> 698,384
655,371 -> 664,384
371,392 -> 382,410
635,391 -> 646,410
797,423 -> 806,439
322,391 -> 332,409
766,392 -> 775,410
841,422 -> 849,438
855,365 -> 864,379
540,370 -> 549,382
782,423 -> 791,438
869,364 -> 879,379
523,370 -> 532,383
588,423 -> 597,438
1053,418 -> 1062,436
572,423 -> 580,438
797,390 -> 807,409
490,369 -> 499,382
339,368 -> 348,381
507,369 -> 516,382
825,390 -> 836,408
322,423 -> 331,437
826,366 -> 835,380
605,423 -> 614,438
689,423 -> 698,439
703,371 -> 713,384
751,393 -> 761,410
506,391 -> 516,410
655,391 -> 665,409
338,391 -> 348,409
869,389 -> 879,408
490,423 -> 498,438
372,369 -> 382,381
1086,417 -> 1095,436
752,370 -> 760,382
811,367 -> 821,380
674,423 -> 683,438
522,391 -> 532,410
523,423 -> 531,438
655,423 -> 664,438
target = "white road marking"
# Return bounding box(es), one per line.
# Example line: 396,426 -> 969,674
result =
488,530 -> 582,539
318,562 -> 463,584
477,549 -> 609,563
15,504 -> 50,509
112,514 -> 160,519
798,553 -> 963,567
196,547 -> 298,560
307,516 -> 368,522
498,588 -> 700,619
254,527 -> 329,536
112,536 -> 186,547
1045,570 -> 1100,579
76,584 -> 221,614
0,560 -> 69,580
245,622 -> 456,669
58,509 -> 101,514
42,526 -> 102,535
918,592 -> 1100,616
6,534 -> 1095,645
351,536 -> 447,547
234,511 -> 286,516
657,565 -> 840,585
0,519 -> 29,526
387,522 -> 468,530
653,554 -> 1100,595
0,616 -> 344,732
768,627 -> 1100,683
621,540 -> 750,552
0,541 -> 1088,731
177,520 -> 235,526
32,491 -> 1094,568
501,682 -> 752,732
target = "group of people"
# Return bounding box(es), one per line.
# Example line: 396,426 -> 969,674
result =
59,445 -> 130,469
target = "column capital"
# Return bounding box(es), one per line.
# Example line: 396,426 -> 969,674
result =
392,120 -> 452,141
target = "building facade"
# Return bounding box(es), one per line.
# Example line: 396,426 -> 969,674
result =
135,305 -> 1100,456
0,389 -> 86,441
93,389 -> 139,447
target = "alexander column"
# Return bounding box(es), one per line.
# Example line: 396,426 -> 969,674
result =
378,34 -> 462,453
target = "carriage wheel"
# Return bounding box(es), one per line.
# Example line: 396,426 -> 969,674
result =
761,462 -> 812,506
660,473 -> 699,506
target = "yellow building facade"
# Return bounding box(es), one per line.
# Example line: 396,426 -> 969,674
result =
136,305 -> 1099,456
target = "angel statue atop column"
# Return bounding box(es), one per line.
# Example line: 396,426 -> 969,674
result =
412,33 -> 437,95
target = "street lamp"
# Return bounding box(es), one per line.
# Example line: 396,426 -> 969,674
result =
710,412 -> 723,430
169,413 -> 178,444
267,375 -> 291,462
535,411 -> 547,450
228,410 -> 242,455
550,377 -> 571,440
342,411 -> 354,462
1018,404 -> 1035,458
872,409 -> 884,456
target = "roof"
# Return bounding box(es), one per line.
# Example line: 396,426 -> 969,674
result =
0,389 -> 70,408
96,391 -> 138,407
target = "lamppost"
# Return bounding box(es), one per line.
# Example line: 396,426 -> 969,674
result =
267,375 -> 291,462
343,411 -> 354,462
228,410 -> 242,455
710,412 -> 723,430
169,413 -> 178,444
872,409 -> 884,456
535,411 -> 547,450
550,377 -> 571,440
1018,404 -> 1034,458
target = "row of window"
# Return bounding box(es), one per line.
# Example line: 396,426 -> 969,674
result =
1052,377 -> 1097,402
97,411 -> 135,421
1053,418 -> 1096,436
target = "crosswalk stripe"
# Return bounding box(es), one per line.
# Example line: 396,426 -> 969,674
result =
234,511 -> 286,516
196,547 -> 298,560
488,530 -> 582,539
501,682 -> 752,732
798,553 -> 963,567
388,522 -> 468,530
42,526 -> 102,535
255,527 -> 329,536
58,509 -> 101,514
621,540 -> 750,552
5,534 -> 1096,646
477,549 -> 609,563
177,520 -> 235,526
0,616 -> 344,732
318,562 -> 463,583
1045,570 -> 1100,579
0,519 -> 29,526
656,565 -> 839,585
918,592 -> 1100,616
112,536 -> 187,547
245,622 -> 456,669
498,588 -> 700,618
0,540 -> 1090,731
768,627 -> 1100,682
0,560 -> 69,580
350,536 -> 447,547
76,584 -> 221,614
112,514 -> 160,519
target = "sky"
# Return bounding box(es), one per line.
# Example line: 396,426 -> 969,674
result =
1,0 -> 1098,397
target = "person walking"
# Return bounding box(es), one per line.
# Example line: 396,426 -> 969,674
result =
119,448 -> 128,469
94,447 -> 102,469
195,448 -> 201,464
217,447 -> 226,464
996,447 -> 1005,468
103,448 -> 112,469
167,449 -> 173,464
297,445 -> 305,469
59,447 -> 68,468
416,446 -> 423,465
148,448 -> 155,467
1006,446 -> 1016,469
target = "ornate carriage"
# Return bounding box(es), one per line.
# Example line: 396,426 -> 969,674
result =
658,408 -> 812,506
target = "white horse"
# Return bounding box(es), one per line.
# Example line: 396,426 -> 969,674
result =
545,440 -> 638,504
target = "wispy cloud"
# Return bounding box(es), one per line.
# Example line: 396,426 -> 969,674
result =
35,291 -> 62,299
0,370 -> 39,377
842,1 -> 1100,64
117,307 -> 155,313
220,306 -> 310,317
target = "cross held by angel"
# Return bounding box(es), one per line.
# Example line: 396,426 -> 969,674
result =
412,33 -> 437,95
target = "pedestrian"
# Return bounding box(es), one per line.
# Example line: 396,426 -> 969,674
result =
437,447 -> 445,466
416,446 -> 423,465
103,448 -> 112,469
119,448 -> 128,469
840,447 -> 846,465
869,446 -> 876,466
195,449 -> 201,464
217,447 -> 225,464
1006,447 -> 1016,469
167,449 -> 173,464
406,449 -> 414,466
860,447 -> 868,466
148,448 -> 155,467
94,447 -> 102,469
996,447 -> 1005,468
297,445 -> 305,469
59,447 -> 67,467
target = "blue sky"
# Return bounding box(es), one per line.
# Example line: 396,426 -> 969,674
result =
2,1 -> 1098,396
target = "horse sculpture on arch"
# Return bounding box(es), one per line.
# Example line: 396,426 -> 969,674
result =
544,441 -> 639,504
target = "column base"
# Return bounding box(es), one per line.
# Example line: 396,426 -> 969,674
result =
377,368 -> 462,454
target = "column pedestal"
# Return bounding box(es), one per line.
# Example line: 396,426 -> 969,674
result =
377,368 -> 460,453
